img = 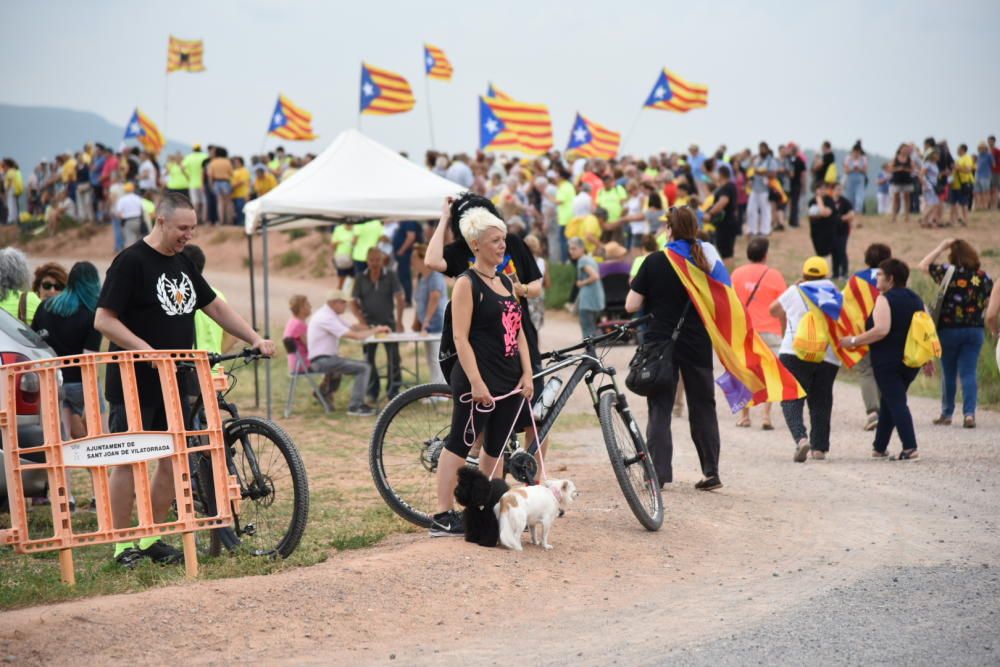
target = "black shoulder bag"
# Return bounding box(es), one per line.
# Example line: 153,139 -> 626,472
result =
625,301 -> 692,397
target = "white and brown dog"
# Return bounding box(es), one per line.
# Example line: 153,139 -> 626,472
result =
495,479 -> 577,551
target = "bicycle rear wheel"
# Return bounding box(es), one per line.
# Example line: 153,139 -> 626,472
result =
369,383 -> 454,528
597,390 -> 663,531
211,417 -> 309,557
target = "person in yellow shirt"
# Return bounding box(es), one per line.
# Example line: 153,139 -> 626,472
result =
949,143 -> 974,226
165,152 -> 189,195
230,156 -> 250,228
566,211 -> 603,255
3,158 -> 24,223
351,219 -> 384,274
252,164 -> 278,197
182,144 -> 208,220
330,224 -> 355,288
0,247 -> 40,324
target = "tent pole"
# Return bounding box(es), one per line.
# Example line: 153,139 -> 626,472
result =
262,224 -> 272,419
248,230 -> 259,408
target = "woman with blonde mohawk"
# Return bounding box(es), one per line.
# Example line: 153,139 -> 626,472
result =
426,197 -> 535,536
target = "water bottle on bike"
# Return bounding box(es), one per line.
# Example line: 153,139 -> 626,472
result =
532,376 -> 563,421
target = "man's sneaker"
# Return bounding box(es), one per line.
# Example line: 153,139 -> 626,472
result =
810,450 -> 826,460
428,510 -> 464,537
793,439 -> 810,463
347,404 -> 376,417
115,547 -> 145,569
138,539 -> 184,565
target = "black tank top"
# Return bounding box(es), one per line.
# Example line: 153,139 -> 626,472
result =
868,287 -> 924,369
891,156 -> 913,185
451,271 -> 524,395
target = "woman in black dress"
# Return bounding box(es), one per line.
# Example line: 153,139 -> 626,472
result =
429,204 -> 534,536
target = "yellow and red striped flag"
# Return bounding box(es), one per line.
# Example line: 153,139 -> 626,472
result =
565,113 -> 621,159
665,240 -> 805,409
479,95 -> 554,155
486,82 -> 513,100
834,269 -> 881,362
167,36 -> 205,73
267,95 -> 317,141
123,108 -> 165,154
360,63 -> 416,115
424,44 -> 453,81
643,68 -> 708,113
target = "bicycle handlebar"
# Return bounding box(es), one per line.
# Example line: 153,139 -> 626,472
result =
207,348 -> 269,366
539,314 -> 651,361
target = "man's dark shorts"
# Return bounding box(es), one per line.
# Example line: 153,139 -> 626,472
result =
108,402 -> 169,433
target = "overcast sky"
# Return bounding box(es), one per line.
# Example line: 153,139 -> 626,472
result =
5,0 -> 999,159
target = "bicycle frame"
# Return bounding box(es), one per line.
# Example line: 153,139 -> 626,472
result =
520,318 -> 646,455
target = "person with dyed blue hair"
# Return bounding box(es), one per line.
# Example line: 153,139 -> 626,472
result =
32,261 -> 106,437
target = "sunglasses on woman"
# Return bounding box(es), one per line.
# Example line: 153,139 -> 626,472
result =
41,282 -> 64,291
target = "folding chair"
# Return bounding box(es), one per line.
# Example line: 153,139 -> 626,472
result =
282,337 -> 332,418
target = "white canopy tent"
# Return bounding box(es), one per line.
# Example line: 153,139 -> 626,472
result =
243,129 -> 463,233
242,129 -> 464,416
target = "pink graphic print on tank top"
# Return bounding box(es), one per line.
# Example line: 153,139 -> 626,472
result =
501,299 -> 522,358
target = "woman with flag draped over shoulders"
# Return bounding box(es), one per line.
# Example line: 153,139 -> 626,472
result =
625,207 -> 723,491
769,257 -> 843,462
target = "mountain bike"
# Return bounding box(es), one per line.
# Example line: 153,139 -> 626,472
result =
184,349 -> 309,558
369,316 -> 662,531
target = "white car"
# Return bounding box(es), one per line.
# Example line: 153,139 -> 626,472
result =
0,307 -> 56,508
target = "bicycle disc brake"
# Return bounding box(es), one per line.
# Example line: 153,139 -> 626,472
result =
420,436 -> 446,472
508,449 -> 538,484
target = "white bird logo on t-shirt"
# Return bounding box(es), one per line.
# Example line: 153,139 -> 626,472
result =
156,272 -> 197,316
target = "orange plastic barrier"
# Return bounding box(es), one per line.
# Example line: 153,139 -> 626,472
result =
0,350 -> 240,584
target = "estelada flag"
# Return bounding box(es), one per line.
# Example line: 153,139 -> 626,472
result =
268,95 -> 317,141
565,113 -> 621,159
479,95 -> 553,155
360,63 -> 416,115
840,269 -> 879,335
643,68 -> 708,113
486,82 -> 512,100
836,268 -> 881,358
799,281 -> 864,368
424,44 -> 453,81
123,108 -> 165,154
167,36 -> 205,73
665,240 -> 805,409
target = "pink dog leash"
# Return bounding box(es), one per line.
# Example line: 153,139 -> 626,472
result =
458,385 -> 547,484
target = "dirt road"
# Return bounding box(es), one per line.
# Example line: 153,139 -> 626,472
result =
7,264 -> 998,665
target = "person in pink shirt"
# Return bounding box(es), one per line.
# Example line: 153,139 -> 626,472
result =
731,237 -> 787,429
284,294 -> 311,373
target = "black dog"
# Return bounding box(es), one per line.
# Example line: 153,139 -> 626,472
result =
453,467 -> 509,547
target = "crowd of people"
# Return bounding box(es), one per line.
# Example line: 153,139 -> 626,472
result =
1,131 -> 999,549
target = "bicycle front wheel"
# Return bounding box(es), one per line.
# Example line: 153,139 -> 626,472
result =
370,383 -> 454,528
218,417 -> 310,557
597,390 -> 663,531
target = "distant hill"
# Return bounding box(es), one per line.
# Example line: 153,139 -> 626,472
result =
0,103 -> 189,169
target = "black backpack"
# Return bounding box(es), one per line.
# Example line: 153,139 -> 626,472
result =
437,270 -> 496,383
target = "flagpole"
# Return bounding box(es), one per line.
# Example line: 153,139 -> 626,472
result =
620,107 -> 643,156
163,71 -> 169,147
424,71 -> 436,150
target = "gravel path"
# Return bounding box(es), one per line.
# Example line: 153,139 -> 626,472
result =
5,269 -> 999,666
